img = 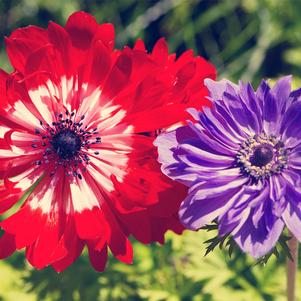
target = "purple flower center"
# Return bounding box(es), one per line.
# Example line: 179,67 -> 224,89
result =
236,133 -> 287,180
250,145 -> 274,167
51,130 -> 82,160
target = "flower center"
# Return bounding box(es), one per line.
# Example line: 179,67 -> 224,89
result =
249,145 -> 274,167
51,130 -> 81,160
32,110 -> 102,178
236,133 -> 287,180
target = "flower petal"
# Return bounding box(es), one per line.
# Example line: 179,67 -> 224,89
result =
179,178 -> 247,230
233,206 -> 284,258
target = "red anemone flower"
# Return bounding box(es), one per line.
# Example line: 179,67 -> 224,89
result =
0,11 -> 216,271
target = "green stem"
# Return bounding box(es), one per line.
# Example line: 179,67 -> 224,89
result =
287,234 -> 298,301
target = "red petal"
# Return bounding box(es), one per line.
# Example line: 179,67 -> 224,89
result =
133,39 -> 146,51
132,76 -> 166,113
0,181 -> 22,214
65,11 -> 98,50
82,40 -> 111,87
25,214 -> 67,269
52,238 -> 84,272
1,206 -> 45,249
74,208 -> 103,240
152,38 -> 168,65
88,244 -> 108,272
47,21 -> 73,77
51,215 -> 85,272
5,26 -> 48,72
95,23 -> 115,50
24,45 -> 57,87
65,11 -> 114,51
120,210 -> 152,244
0,69 -> 9,108
102,51 -> 132,99
102,203 -> 133,264
0,193 -> 21,214
125,103 -> 190,132
174,62 -> 196,90
0,232 -> 16,259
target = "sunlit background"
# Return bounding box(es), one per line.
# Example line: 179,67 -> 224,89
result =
0,0 -> 301,300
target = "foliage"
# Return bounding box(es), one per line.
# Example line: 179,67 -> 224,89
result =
1,0 -> 301,300
1,231 -> 300,301
201,221 -> 293,264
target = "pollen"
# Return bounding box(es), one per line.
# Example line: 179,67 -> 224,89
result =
236,133 -> 288,180
32,110 -> 102,178
51,130 -> 81,160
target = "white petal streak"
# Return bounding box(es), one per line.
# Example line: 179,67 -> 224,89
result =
77,88 -> 102,123
29,176 -> 58,213
191,177 -> 248,199
60,76 -> 75,111
28,87 -> 56,125
12,100 -> 40,130
96,134 -> 134,152
87,165 -> 114,192
88,153 -> 127,184
70,175 -> 102,213
12,167 -> 43,190
0,126 -> 9,138
180,143 -> 234,162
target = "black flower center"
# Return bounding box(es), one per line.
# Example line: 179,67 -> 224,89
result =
250,145 -> 274,167
33,110 -> 102,179
236,133 -> 288,180
51,130 -> 81,160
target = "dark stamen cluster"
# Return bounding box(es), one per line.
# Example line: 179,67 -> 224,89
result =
236,133 -> 287,180
32,110 -> 101,179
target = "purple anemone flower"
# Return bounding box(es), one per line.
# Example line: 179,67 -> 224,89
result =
154,76 -> 301,258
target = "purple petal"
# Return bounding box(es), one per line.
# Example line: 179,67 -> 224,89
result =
282,204 -> 301,241
233,204 -> 284,258
205,79 -> 258,136
204,78 -> 250,141
154,126 -> 236,186
256,79 -> 270,112
282,169 -> 301,187
218,182 -> 269,236
199,107 -> 244,147
282,184 -> 301,241
289,146 -> 301,171
175,143 -> 234,165
214,103 -> 249,141
281,101 -> 301,140
289,87 -> 301,102
239,81 -> 262,129
222,87 -> 260,134
204,78 -> 238,101
154,127 -> 192,166
187,119 -> 238,155
179,178 -> 248,230
271,75 -> 292,116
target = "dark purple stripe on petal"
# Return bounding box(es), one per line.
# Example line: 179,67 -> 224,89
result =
239,81 -> 262,128
271,76 -> 292,116
179,185 -> 244,230
179,178 -> 248,230
281,101 -> 301,140
199,108 -> 244,148
222,90 -> 260,134
218,182 -> 269,236
282,202 -> 301,242
233,204 -> 284,258
256,79 -> 270,112
187,121 -> 237,156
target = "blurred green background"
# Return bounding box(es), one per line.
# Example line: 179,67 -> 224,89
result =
0,0 -> 301,300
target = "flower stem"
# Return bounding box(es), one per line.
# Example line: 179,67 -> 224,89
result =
287,233 -> 299,301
